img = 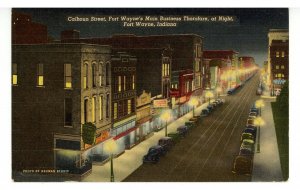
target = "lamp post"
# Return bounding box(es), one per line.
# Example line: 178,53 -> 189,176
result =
205,91 -> 214,105
161,110 -> 172,137
255,99 -> 265,116
254,117 -> 265,153
103,139 -> 118,182
189,98 -> 198,117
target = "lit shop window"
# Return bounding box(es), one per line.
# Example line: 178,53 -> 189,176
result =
64,64 -> 72,88
83,64 -> 88,89
114,102 -> 118,119
99,96 -> 103,120
12,63 -> 18,85
127,99 -> 132,114
37,63 -> 44,86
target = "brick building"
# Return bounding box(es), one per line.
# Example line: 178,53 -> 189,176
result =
12,44 -> 112,178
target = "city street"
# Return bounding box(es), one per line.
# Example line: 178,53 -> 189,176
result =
124,74 -> 260,182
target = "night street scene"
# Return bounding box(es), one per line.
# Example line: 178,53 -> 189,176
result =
11,8 -> 289,182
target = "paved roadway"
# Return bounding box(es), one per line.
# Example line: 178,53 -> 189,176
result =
124,74 -> 260,182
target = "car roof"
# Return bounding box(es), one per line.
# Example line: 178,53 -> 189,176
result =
242,139 -> 254,143
159,137 -> 172,140
178,126 -> 187,129
150,145 -> 162,149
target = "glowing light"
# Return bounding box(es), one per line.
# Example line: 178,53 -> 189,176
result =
205,91 -> 214,99
254,117 -> 265,126
189,98 -> 198,107
255,99 -> 265,108
103,139 -> 118,155
161,109 -> 172,122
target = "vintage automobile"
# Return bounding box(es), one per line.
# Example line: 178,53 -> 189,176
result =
143,145 -> 166,164
177,125 -> 188,137
158,137 -> 174,151
232,155 -> 253,175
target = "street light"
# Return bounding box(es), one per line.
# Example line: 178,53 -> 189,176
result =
103,139 -> 118,182
161,110 -> 172,137
254,117 -> 265,153
205,91 -> 214,105
189,98 -> 199,117
255,99 -> 265,116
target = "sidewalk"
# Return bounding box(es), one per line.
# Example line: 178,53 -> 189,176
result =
82,102 -> 210,182
251,99 -> 283,181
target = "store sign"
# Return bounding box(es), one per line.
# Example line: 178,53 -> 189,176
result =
179,96 -> 187,103
153,99 -> 168,108
95,130 -> 110,144
273,79 -> 286,85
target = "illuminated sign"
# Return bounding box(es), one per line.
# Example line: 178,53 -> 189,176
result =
273,79 -> 286,85
153,99 -> 168,108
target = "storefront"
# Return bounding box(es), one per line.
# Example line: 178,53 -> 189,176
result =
111,115 -> 137,154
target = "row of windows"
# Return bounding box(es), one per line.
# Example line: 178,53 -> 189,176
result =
274,73 -> 285,78
114,75 -> 135,92
12,63 -> 110,89
274,65 -> 285,70
162,63 -> 170,77
113,98 -> 135,120
275,51 -> 286,58
83,94 -> 110,124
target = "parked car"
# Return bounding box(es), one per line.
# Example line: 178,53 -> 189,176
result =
177,125 -> 188,137
240,139 -> 255,152
241,132 -> 254,142
248,116 -> 256,121
185,121 -> 196,129
207,105 -> 214,112
250,107 -> 259,115
246,118 -> 254,126
216,98 -> 225,105
167,132 -> 181,143
243,127 -> 257,139
201,108 -> 210,117
239,148 -> 254,158
249,111 -> 258,118
232,155 -> 253,175
212,101 -> 218,108
158,137 -> 174,151
143,145 -> 166,164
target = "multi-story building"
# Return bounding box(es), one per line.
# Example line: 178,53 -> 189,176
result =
12,11 -> 48,44
238,56 -> 256,82
110,52 -> 137,153
267,29 -> 289,89
270,39 -> 289,90
203,50 -> 239,91
12,44 -> 112,178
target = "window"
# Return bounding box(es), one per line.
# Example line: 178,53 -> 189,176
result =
124,76 -> 126,91
106,94 -> 110,118
127,99 -> 132,114
64,98 -> 72,126
12,63 -> 18,85
114,102 -> 118,119
175,84 -> 178,89
99,64 -> 103,86
64,64 -> 72,88
118,76 -> 122,92
132,75 -> 135,90
92,64 -> 97,87
118,101 -> 124,117
83,64 -> 88,89
37,63 -> 44,86
282,74 -> 285,78
84,99 -> 88,123
92,97 -> 96,122
131,98 -> 135,113
99,96 -> 103,120
281,51 -> 285,57
276,51 -> 280,57
106,63 -> 110,85
167,64 -> 169,76
276,65 -> 279,69
281,65 -> 285,69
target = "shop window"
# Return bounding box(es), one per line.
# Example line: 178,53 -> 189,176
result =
12,63 -> 18,85
64,64 -> 72,88
64,98 -> 72,126
37,63 -> 44,86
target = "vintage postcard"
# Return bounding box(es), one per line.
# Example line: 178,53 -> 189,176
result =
11,8 -> 289,182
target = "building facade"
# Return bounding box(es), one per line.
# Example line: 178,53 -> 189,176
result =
110,52 -> 137,154
12,44 -> 112,177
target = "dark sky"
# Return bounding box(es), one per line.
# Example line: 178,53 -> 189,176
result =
15,8 -> 289,65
